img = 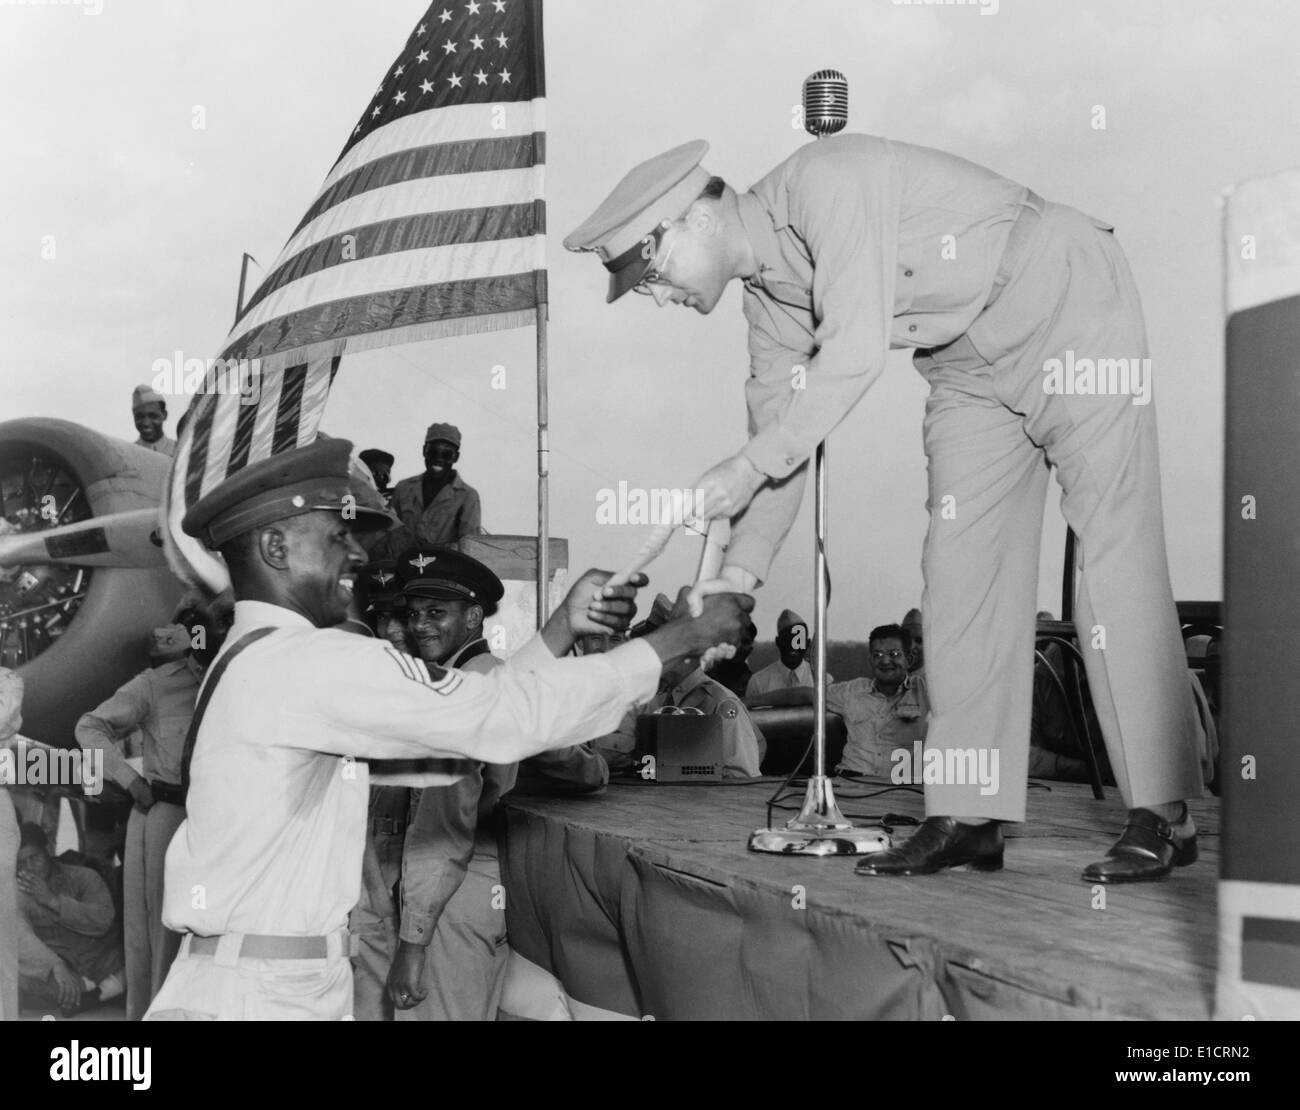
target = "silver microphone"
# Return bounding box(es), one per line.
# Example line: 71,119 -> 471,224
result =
802,69 -> 848,138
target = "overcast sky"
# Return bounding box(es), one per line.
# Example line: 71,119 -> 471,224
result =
2,0 -> 1295,639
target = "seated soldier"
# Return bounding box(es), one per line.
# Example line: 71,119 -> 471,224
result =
707,617 -> 757,698
756,624 -> 928,778
597,592 -> 765,778
746,609 -> 832,701
902,608 -> 925,673
16,824 -> 124,1015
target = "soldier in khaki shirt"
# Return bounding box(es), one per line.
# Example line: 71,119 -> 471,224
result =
566,135 -> 1202,884
374,422 -> 482,559
131,385 -> 177,458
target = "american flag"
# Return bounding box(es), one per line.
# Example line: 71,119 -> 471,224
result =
165,0 -> 546,591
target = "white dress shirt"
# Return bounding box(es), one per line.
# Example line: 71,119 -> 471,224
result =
162,600 -> 659,939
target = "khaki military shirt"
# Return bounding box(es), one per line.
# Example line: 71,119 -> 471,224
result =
399,638 -> 512,946
599,667 -> 764,778
729,133 -> 1029,581
385,471 -> 482,553
135,436 -> 177,458
829,672 -> 931,777
74,658 -> 202,790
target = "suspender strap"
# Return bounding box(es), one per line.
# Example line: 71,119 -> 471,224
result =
453,637 -> 493,666
180,627 -> 277,794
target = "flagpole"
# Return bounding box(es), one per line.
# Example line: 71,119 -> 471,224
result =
233,252 -> 258,324
536,287 -> 550,630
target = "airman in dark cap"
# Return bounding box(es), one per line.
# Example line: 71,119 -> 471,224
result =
358,449 -> 395,504
397,546 -> 503,670
355,560 -> 408,652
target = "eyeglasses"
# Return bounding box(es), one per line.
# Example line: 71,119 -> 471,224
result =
632,221 -> 676,297
869,649 -> 906,662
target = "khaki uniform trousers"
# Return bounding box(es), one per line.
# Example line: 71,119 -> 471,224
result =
394,833 -> 508,1022
916,201 -> 1204,821
123,799 -> 185,1020
349,787 -> 406,1022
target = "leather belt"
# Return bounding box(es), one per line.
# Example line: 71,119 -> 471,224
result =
149,779 -> 186,807
183,930 -> 351,960
371,816 -> 405,835
984,188 -> 1045,310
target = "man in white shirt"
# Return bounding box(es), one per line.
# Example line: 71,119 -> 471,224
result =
144,438 -> 750,1020
746,609 -> 831,701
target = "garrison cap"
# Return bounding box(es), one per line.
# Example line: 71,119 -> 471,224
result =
359,448 -> 395,469
182,438 -> 396,549
563,140 -> 712,302
398,545 -> 504,610
424,422 -> 461,447
777,608 -> 808,635
132,384 -> 166,410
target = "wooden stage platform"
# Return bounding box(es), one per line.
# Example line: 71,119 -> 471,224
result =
501,777 -> 1219,1020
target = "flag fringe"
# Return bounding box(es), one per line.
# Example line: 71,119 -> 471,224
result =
243,309 -> 539,375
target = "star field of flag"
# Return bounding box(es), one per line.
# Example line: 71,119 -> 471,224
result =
341,0 -> 544,162
162,0 -> 548,594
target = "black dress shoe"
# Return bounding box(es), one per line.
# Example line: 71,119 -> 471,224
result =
855,816 -> 1004,876
1082,807 -> 1197,884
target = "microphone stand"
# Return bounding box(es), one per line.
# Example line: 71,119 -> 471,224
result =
749,71 -> 890,857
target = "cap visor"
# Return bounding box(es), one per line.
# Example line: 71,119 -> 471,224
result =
345,506 -> 398,534
404,584 -> 472,601
607,260 -> 650,303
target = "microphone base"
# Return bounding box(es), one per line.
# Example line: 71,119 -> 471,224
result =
748,827 -> 891,857
748,775 -> 892,856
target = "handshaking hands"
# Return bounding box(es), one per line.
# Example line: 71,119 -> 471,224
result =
548,568 -> 754,674
640,586 -> 756,671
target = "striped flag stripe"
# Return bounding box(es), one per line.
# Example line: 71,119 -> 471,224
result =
230,237 -> 544,340
183,391 -> 219,504
277,167 -> 541,264
247,367 -> 286,467
224,273 -> 541,364
326,99 -> 544,190
271,365 -> 310,455
245,202 -> 542,318
295,359 -> 338,448
224,390 -> 263,476
296,133 -> 544,236
198,391 -> 244,502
